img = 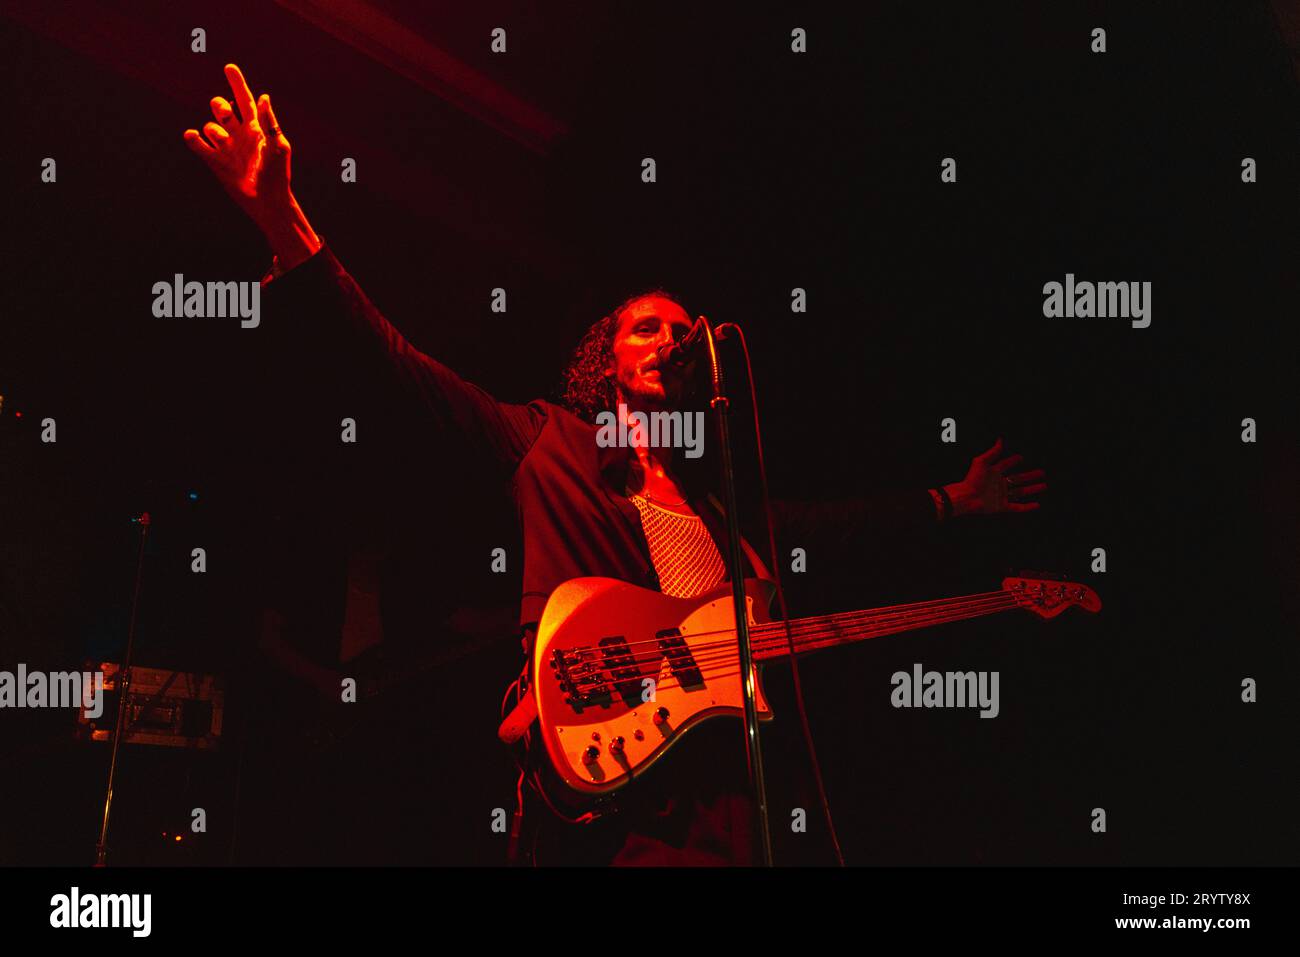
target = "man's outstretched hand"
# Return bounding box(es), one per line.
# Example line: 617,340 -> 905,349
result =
945,438 -> 1047,516
183,63 -> 320,269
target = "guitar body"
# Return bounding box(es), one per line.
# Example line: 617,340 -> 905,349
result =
533,577 -> 776,797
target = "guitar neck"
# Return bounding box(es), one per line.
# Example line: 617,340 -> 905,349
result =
749,589 -> 1026,663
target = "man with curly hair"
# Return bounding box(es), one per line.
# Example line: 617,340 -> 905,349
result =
187,64 -> 1047,865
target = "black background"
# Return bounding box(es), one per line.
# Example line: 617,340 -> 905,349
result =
1,1 -> 1295,866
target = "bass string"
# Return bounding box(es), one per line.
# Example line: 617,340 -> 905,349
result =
564,596 -> 1022,685
564,598 -> 1024,696
559,590 -> 1021,663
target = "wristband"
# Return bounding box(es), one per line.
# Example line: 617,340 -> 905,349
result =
270,234 -> 324,279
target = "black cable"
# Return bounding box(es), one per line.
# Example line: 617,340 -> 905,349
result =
719,323 -> 847,866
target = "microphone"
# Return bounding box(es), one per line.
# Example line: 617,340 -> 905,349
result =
655,317 -> 729,370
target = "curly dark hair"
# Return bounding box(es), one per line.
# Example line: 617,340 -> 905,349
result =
558,287 -> 688,423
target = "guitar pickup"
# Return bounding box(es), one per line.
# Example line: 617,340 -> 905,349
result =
598,635 -> 643,708
656,629 -> 703,689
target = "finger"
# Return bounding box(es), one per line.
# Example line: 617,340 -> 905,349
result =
1007,502 -> 1040,512
258,93 -> 289,151
224,63 -> 258,126
1007,468 -> 1046,484
994,453 -> 1024,474
1012,482 -> 1048,498
210,96 -> 236,126
976,437 -> 1004,462
183,128 -> 217,159
203,121 -> 231,148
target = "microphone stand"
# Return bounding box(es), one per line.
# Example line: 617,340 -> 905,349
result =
95,511 -> 150,866
697,316 -> 774,866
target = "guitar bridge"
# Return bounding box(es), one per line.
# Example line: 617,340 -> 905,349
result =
551,647 -> 613,712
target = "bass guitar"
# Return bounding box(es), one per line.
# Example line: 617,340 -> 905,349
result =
511,575 -> 1100,803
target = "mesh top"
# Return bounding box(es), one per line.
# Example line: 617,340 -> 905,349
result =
629,494 -> 727,598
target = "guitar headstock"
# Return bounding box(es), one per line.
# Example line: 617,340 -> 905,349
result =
1002,576 -> 1102,619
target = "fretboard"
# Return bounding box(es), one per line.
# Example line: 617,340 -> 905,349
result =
747,590 -> 1027,662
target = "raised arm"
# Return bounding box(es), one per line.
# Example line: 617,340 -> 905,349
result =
183,64 -> 321,269
183,64 -> 545,471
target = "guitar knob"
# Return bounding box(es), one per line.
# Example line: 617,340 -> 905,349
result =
582,745 -> 600,765
609,736 -> 625,755
653,707 -> 670,726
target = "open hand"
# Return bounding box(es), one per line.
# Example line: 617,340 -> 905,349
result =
183,64 -> 294,231
947,438 -> 1047,515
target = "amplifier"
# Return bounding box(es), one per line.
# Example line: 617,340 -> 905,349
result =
76,662 -> 224,749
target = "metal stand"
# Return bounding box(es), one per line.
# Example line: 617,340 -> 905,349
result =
698,317 -> 774,866
94,511 -> 150,867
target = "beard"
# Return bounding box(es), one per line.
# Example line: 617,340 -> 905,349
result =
617,363 -> 695,413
